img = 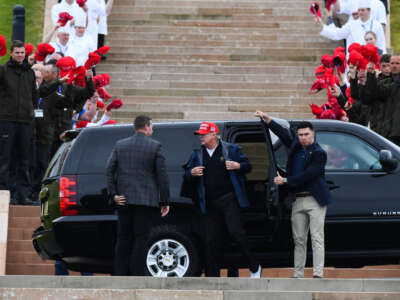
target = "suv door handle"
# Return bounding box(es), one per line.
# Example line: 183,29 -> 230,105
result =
326,180 -> 340,190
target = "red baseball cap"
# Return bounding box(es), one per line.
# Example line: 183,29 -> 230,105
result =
194,121 -> 219,135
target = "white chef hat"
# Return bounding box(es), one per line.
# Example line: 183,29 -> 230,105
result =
74,12 -> 87,27
57,26 -> 70,34
358,0 -> 371,9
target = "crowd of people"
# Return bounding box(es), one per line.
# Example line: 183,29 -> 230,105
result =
309,0 -> 399,147
0,0 -> 120,206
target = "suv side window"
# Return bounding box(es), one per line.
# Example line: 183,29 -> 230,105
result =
318,132 -> 382,171
273,131 -> 382,171
46,141 -> 73,178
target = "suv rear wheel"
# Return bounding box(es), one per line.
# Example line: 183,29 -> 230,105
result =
145,225 -> 200,277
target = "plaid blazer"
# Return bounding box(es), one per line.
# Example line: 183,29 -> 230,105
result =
106,132 -> 170,207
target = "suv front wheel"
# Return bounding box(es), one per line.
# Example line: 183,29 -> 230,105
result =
144,225 -> 200,277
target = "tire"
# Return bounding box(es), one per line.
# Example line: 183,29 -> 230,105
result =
144,225 -> 200,277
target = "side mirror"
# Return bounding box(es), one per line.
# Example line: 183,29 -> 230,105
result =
379,150 -> 398,172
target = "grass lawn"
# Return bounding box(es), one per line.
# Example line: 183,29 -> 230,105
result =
392,0 -> 400,53
0,0 -> 45,64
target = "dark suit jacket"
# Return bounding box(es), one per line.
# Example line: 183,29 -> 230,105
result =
106,132 -> 170,207
269,120 -> 332,206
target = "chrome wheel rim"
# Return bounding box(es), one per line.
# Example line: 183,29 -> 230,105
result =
146,239 -> 190,277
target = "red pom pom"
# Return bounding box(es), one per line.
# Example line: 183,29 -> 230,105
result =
84,51 -> 101,70
24,43 -> 34,58
72,66 -> 87,87
97,100 -> 105,109
348,43 -> 362,54
97,87 -> 111,101
321,54 -> 334,68
76,0 -> 87,7
56,56 -> 76,78
106,98 -> 123,111
310,2 -> 322,18
325,0 -> 337,11
58,12 -> 73,27
35,43 -> 55,62
0,35 -> 6,57
96,46 -> 110,55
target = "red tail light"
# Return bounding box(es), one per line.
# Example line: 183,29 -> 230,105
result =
59,175 -> 78,216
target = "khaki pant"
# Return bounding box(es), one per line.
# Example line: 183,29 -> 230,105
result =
291,195 -> 327,278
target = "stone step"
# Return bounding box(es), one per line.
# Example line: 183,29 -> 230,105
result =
106,39 -> 332,49
2,288 -> 400,300
109,80 -> 313,90
7,228 -> 36,241
107,25 -> 322,35
104,54 -> 320,63
6,263 -> 55,276
108,19 -> 321,31
106,88 -> 321,98
107,96 -> 325,105
99,60 -> 323,66
6,251 -> 49,265
2,275 -> 400,292
9,205 -> 40,218
118,2 -> 315,10
108,72 -> 316,82
106,45 -> 331,56
8,217 -> 40,229
7,240 -> 36,252
97,64 -> 320,74
116,103 -> 308,113
106,32 -> 330,43
109,12 -> 316,23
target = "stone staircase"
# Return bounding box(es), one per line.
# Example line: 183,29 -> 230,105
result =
97,0 -> 337,123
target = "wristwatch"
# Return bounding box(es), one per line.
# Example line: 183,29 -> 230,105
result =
283,178 -> 287,184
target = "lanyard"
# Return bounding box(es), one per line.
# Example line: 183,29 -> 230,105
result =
37,98 -> 43,109
58,85 -> 62,93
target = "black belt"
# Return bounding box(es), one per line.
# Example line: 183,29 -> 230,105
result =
296,192 -> 312,198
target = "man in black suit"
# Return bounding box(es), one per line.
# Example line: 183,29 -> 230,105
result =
106,115 -> 170,276
255,111 -> 332,278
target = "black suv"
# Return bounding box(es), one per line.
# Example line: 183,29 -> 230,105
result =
32,119 -> 400,276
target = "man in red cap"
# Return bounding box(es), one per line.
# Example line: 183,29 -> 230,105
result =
184,121 -> 261,277
0,40 -> 39,205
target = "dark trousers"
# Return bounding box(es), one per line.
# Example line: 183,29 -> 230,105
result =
0,121 -> 33,201
114,205 -> 159,276
55,260 -> 93,276
98,34 -> 105,49
32,144 -> 51,201
204,192 -> 259,276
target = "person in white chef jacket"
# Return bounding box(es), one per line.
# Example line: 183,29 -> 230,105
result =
80,0 -> 116,49
51,0 -> 83,35
65,13 -> 97,67
317,0 -> 386,56
97,0 -> 115,58
333,0 -> 387,29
